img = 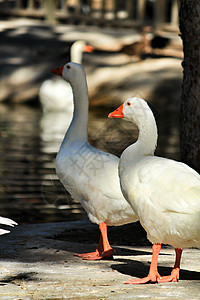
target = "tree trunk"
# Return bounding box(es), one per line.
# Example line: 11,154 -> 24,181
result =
179,0 -> 200,172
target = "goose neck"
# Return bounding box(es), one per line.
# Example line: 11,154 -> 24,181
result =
123,112 -> 158,161
137,117 -> 157,156
70,44 -> 82,63
64,76 -> 89,144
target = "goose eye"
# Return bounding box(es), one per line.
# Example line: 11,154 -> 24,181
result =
67,65 -> 71,69
127,102 -> 131,106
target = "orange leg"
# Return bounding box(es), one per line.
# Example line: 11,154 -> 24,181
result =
158,248 -> 182,283
74,222 -> 114,260
125,243 -> 162,284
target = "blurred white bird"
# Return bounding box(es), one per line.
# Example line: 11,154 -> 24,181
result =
39,41 -> 94,153
39,40 -> 93,113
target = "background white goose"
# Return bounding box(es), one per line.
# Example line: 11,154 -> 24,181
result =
109,97 -> 200,284
39,40 -> 93,113
39,41 -> 94,153
0,216 -> 17,235
51,62 -> 138,260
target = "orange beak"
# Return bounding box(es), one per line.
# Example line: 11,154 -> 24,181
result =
51,65 -> 64,77
84,45 -> 94,53
108,104 -> 124,118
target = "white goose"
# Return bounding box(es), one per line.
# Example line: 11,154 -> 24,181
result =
0,216 -> 17,235
109,97 -> 200,283
51,62 -> 138,260
39,41 -> 93,112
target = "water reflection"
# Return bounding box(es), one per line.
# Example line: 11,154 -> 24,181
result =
40,111 -> 72,153
0,104 -> 83,224
0,103 -> 180,224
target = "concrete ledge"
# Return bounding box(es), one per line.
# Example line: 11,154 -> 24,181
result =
0,220 -> 199,299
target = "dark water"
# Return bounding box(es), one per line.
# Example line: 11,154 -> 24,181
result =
0,103 -> 180,224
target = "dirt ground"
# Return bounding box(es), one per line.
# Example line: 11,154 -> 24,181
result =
0,220 -> 200,299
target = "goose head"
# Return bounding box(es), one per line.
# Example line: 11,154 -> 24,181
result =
109,97 -> 154,126
51,62 -> 85,86
70,40 -> 94,63
109,97 -> 158,155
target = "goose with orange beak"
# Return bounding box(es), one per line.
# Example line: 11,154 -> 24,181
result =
51,62 -> 138,260
109,97 -> 200,284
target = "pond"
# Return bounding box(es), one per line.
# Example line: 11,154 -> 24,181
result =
0,102 -> 180,224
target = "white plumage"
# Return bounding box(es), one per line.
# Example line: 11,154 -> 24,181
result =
0,216 -> 17,235
51,62 -> 138,260
109,97 -> 200,283
39,78 -> 74,113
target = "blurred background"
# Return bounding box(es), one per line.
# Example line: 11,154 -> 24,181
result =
0,0 -> 183,225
